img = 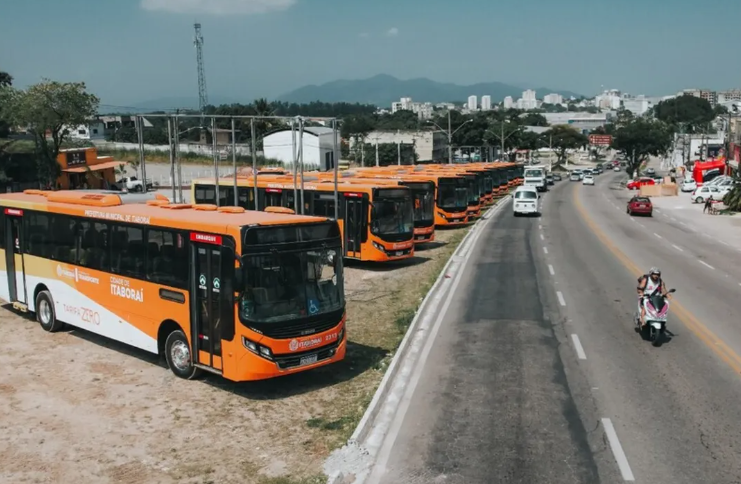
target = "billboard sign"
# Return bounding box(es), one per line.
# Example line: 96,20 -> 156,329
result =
589,134 -> 612,146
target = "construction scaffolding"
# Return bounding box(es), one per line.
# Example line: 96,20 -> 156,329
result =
134,114 -> 341,220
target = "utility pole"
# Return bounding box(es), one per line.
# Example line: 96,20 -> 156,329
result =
448,110 -> 453,164
375,136 -> 380,167
193,23 -> 208,122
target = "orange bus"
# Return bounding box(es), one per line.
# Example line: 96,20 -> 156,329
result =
349,168 -> 471,226
0,190 -> 347,381
415,168 -> 482,220
293,172 -> 437,243
344,170 -> 470,227
191,177 -> 416,262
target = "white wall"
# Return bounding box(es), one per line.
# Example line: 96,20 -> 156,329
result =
92,140 -> 257,157
263,131 -> 322,170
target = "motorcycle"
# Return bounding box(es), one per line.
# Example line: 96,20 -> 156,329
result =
635,287 -> 677,345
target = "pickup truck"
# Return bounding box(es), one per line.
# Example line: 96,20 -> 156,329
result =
117,176 -> 154,192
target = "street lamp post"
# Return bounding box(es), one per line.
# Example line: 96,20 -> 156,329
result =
429,111 -> 473,164
486,120 -> 521,162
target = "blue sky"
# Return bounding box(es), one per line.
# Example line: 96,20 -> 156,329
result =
1,0 -> 740,109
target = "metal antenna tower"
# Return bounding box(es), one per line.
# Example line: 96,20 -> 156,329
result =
194,22 -> 208,116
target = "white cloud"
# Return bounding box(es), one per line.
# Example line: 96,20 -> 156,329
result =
140,0 -> 296,15
386,27 -> 399,37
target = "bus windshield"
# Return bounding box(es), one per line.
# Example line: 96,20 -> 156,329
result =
437,178 -> 468,211
406,182 -> 434,226
239,247 -> 344,324
372,190 -> 414,236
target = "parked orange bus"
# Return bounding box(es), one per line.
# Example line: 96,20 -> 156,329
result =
414,168 -> 482,220
0,190 -> 347,381
291,172 -> 437,243
191,177 -> 416,262
345,170 -> 470,227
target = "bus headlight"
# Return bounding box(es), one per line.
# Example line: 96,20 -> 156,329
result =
242,336 -> 273,360
339,326 -> 345,343
372,241 -> 386,253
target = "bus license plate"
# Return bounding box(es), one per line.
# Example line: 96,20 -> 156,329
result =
394,251 -> 403,256
300,354 -> 318,366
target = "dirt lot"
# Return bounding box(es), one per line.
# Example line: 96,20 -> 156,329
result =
0,223 -> 472,484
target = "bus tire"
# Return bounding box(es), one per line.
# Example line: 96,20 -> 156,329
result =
36,290 -> 62,333
164,330 -> 201,380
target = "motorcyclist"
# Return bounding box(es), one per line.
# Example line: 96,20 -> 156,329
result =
636,267 -> 668,328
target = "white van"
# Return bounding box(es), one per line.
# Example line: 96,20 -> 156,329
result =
513,186 -> 540,216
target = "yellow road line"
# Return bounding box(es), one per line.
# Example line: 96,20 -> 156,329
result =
573,187 -> 741,375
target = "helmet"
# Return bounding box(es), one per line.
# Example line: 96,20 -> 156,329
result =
649,267 -> 661,276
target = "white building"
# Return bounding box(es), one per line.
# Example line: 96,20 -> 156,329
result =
543,112 -> 613,131
503,96 -> 514,109
467,95 -> 478,111
543,93 -> 563,105
263,127 -> 339,171
65,121 -> 107,141
361,130 -> 448,162
481,95 -> 492,111
390,97 -> 434,120
516,89 -> 538,110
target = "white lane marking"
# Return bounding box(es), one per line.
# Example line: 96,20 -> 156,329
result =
699,260 -> 715,270
543,247 -> 549,254
556,291 -> 566,306
540,233 -> 545,241
672,244 -> 684,252
670,217 -> 677,222
637,223 -> 645,228
602,418 -> 635,481
539,224 -> 542,230
720,240 -> 729,246
680,221 -> 688,227
653,233 -> 662,239
571,334 -> 587,360
655,209 -> 661,213
548,264 -> 555,276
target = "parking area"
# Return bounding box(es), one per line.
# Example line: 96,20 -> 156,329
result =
0,223 -> 471,484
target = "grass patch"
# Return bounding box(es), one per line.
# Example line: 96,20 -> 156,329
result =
306,415 -> 356,431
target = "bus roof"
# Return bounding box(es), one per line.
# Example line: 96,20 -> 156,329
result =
192,176 -> 411,194
0,190 -> 330,232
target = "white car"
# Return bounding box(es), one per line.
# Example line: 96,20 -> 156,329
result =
512,186 -> 540,216
582,175 -> 595,186
681,178 -> 697,192
570,172 -> 581,181
691,185 -> 728,203
613,166 -> 621,172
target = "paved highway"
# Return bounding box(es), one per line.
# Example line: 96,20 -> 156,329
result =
365,172 -> 741,483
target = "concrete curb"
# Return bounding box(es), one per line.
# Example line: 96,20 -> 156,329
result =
327,196 -> 511,484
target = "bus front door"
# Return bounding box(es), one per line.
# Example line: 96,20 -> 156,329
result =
344,198 -> 364,259
191,242 -> 224,371
4,214 -> 26,305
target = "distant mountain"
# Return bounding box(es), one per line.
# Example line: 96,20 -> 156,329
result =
277,74 -> 582,106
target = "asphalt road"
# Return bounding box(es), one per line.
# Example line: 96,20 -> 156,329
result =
366,172 -> 741,483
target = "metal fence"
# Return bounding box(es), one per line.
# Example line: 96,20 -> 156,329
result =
134,114 -> 341,220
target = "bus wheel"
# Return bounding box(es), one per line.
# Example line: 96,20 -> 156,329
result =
165,330 -> 201,380
36,290 -> 62,332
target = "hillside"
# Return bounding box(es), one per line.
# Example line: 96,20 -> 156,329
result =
277,74 -> 582,106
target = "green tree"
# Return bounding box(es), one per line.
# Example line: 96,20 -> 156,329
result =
653,95 -> 715,133
611,118 -> 672,177
0,79 -> 100,185
483,120 -> 523,155
360,142 -> 417,166
542,125 -> 589,164
340,114 -> 376,163
521,112 -> 548,127
0,72 -> 12,88
376,110 -> 419,130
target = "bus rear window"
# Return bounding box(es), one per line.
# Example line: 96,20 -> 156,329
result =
243,222 -> 340,247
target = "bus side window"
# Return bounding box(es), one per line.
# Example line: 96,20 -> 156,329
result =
111,225 -> 145,279
78,221 -> 109,271
146,229 -> 188,289
26,212 -> 50,258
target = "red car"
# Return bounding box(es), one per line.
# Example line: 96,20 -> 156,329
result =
627,196 -> 653,216
626,177 -> 656,190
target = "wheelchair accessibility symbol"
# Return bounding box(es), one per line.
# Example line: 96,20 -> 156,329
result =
308,299 -> 319,315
